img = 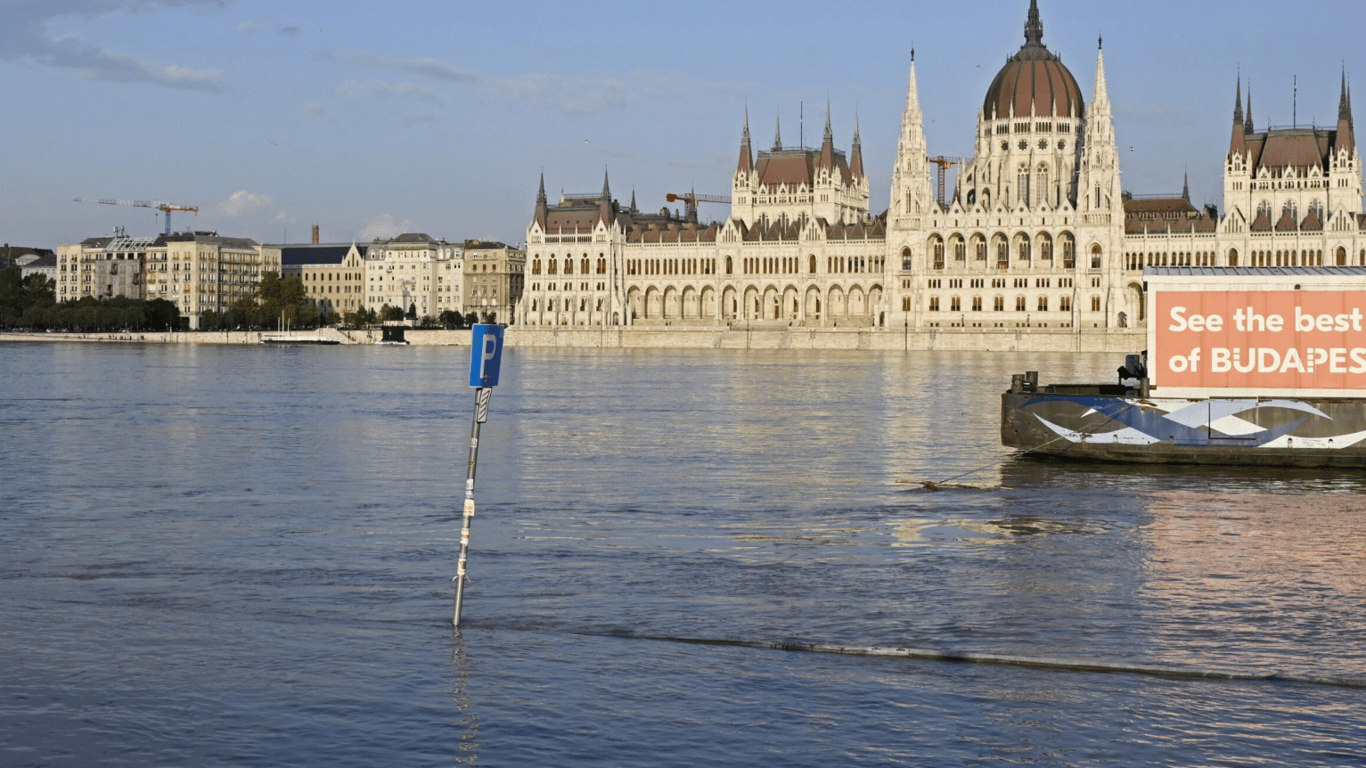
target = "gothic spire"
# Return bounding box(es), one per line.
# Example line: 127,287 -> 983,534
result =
819,101 -> 836,172
1230,74 -> 1247,156
600,169 -> 611,201
1338,67 -> 1356,154
773,111 -> 783,151
850,111 -> 865,180
737,105 -> 753,174
1182,170 -> 1190,201
537,172 -> 547,205
1246,85 -> 1255,135
1024,0 -> 1044,48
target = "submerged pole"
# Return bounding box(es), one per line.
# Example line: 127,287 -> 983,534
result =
453,324 -> 505,628
453,387 -> 489,627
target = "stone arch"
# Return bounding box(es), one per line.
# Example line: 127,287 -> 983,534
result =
700,286 -> 717,321
1126,281 -> 1145,322
681,286 -> 698,320
662,286 -> 680,320
644,286 -> 661,320
762,285 -> 781,320
827,285 -> 847,321
721,286 -> 738,321
1013,231 -> 1031,263
804,286 -> 822,325
627,287 -> 643,321
848,285 -> 867,320
742,285 -> 760,320
782,285 -> 800,321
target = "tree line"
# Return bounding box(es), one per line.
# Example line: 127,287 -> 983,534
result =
2,267 -> 499,332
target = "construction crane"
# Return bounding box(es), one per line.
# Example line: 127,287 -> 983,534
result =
925,157 -> 969,208
665,192 -> 731,223
75,198 -> 199,235
665,192 -> 731,206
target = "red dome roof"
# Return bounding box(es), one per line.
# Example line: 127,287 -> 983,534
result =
982,2 -> 1084,120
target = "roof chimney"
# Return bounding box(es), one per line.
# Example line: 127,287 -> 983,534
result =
312,224 -> 320,244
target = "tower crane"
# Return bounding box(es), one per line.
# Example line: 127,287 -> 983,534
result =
74,198 -> 199,235
665,192 -> 731,222
925,157 -> 969,208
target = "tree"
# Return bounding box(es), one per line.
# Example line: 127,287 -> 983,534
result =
463,311 -> 480,327
438,309 -> 465,329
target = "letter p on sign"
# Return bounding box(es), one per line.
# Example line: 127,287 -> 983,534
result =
468,324 -> 504,388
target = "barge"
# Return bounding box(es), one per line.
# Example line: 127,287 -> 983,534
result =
1002,267 -> 1366,467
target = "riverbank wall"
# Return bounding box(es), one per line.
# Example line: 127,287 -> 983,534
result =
1,325 -> 1144,353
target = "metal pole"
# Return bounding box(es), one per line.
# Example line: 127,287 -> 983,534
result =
453,386 -> 490,627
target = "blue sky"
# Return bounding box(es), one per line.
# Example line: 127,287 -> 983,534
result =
3,0 -> 1364,249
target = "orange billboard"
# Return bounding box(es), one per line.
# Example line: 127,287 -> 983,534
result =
1154,290 -> 1366,390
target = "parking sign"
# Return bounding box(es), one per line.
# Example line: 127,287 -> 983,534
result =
468,324 -> 504,388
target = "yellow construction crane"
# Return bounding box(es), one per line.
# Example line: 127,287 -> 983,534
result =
75,197 -> 199,235
665,192 -> 731,206
925,157 -> 969,208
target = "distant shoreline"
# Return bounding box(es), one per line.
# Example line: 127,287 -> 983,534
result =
0,326 -> 1144,352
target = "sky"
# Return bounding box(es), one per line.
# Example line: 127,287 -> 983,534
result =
3,0 -> 1365,250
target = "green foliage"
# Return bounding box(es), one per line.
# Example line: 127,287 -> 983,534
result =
438,310 -> 465,330
0,267 -> 56,329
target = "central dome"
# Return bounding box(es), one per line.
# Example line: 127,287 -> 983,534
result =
982,1 -> 1084,120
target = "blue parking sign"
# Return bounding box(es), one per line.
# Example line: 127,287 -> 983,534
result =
468,324 -> 504,388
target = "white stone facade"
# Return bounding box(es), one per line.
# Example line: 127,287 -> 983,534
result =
518,1 -> 1365,340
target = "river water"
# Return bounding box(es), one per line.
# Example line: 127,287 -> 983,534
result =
2,341 -> 1364,766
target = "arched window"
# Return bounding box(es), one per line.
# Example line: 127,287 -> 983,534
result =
548,258 -> 558,275
973,235 -> 987,261
532,258 -> 542,275
597,257 -> 607,274
952,236 -> 966,262
901,246 -> 913,271
930,236 -> 945,269
809,255 -> 817,274
1090,245 -> 1103,270
726,256 -> 733,275
564,258 -> 573,274
1018,165 -> 1031,207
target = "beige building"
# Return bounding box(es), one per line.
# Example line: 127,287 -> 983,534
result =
364,233 -> 463,320
57,230 -> 275,329
460,240 -> 525,323
519,1 -> 1365,341
270,243 -> 367,319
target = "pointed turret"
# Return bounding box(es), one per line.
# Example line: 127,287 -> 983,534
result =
1230,76 -> 1247,156
1245,86 -> 1255,135
1079,40 -> 1120,214
736,106 -> 753,175
534,172 -> 549,230
1024,0 -> 1043,48
1338,68 -> 1356,154
819,102 -> 836,172
1182,171 -> 1190,201
598,170 -> 613,226
850,113 -> 865,180
772,112 -> 783,151
890,54 -> 931,219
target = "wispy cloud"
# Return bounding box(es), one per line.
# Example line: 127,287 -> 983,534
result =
338,79 -> 443,104
358,214 -> 416,242
335,48 -> 745,117
335,50 -> 479,83
1,0 -> 230,93
217,190 -> 272,217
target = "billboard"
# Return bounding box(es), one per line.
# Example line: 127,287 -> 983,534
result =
1154,290 -> 1366,391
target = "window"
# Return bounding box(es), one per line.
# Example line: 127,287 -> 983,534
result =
929,297 -> 939,311
994,296 -> 1005,311
1037,296 -> 1048,312
1016,296 -> 1027,312
1091,296 -> 1101,312
950,296 -> 961,312
971,296 -> 982,311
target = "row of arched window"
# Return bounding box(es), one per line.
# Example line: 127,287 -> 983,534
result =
531,256 -> 607,275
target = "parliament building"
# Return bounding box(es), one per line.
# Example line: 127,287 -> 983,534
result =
516,1 -> 1364,340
